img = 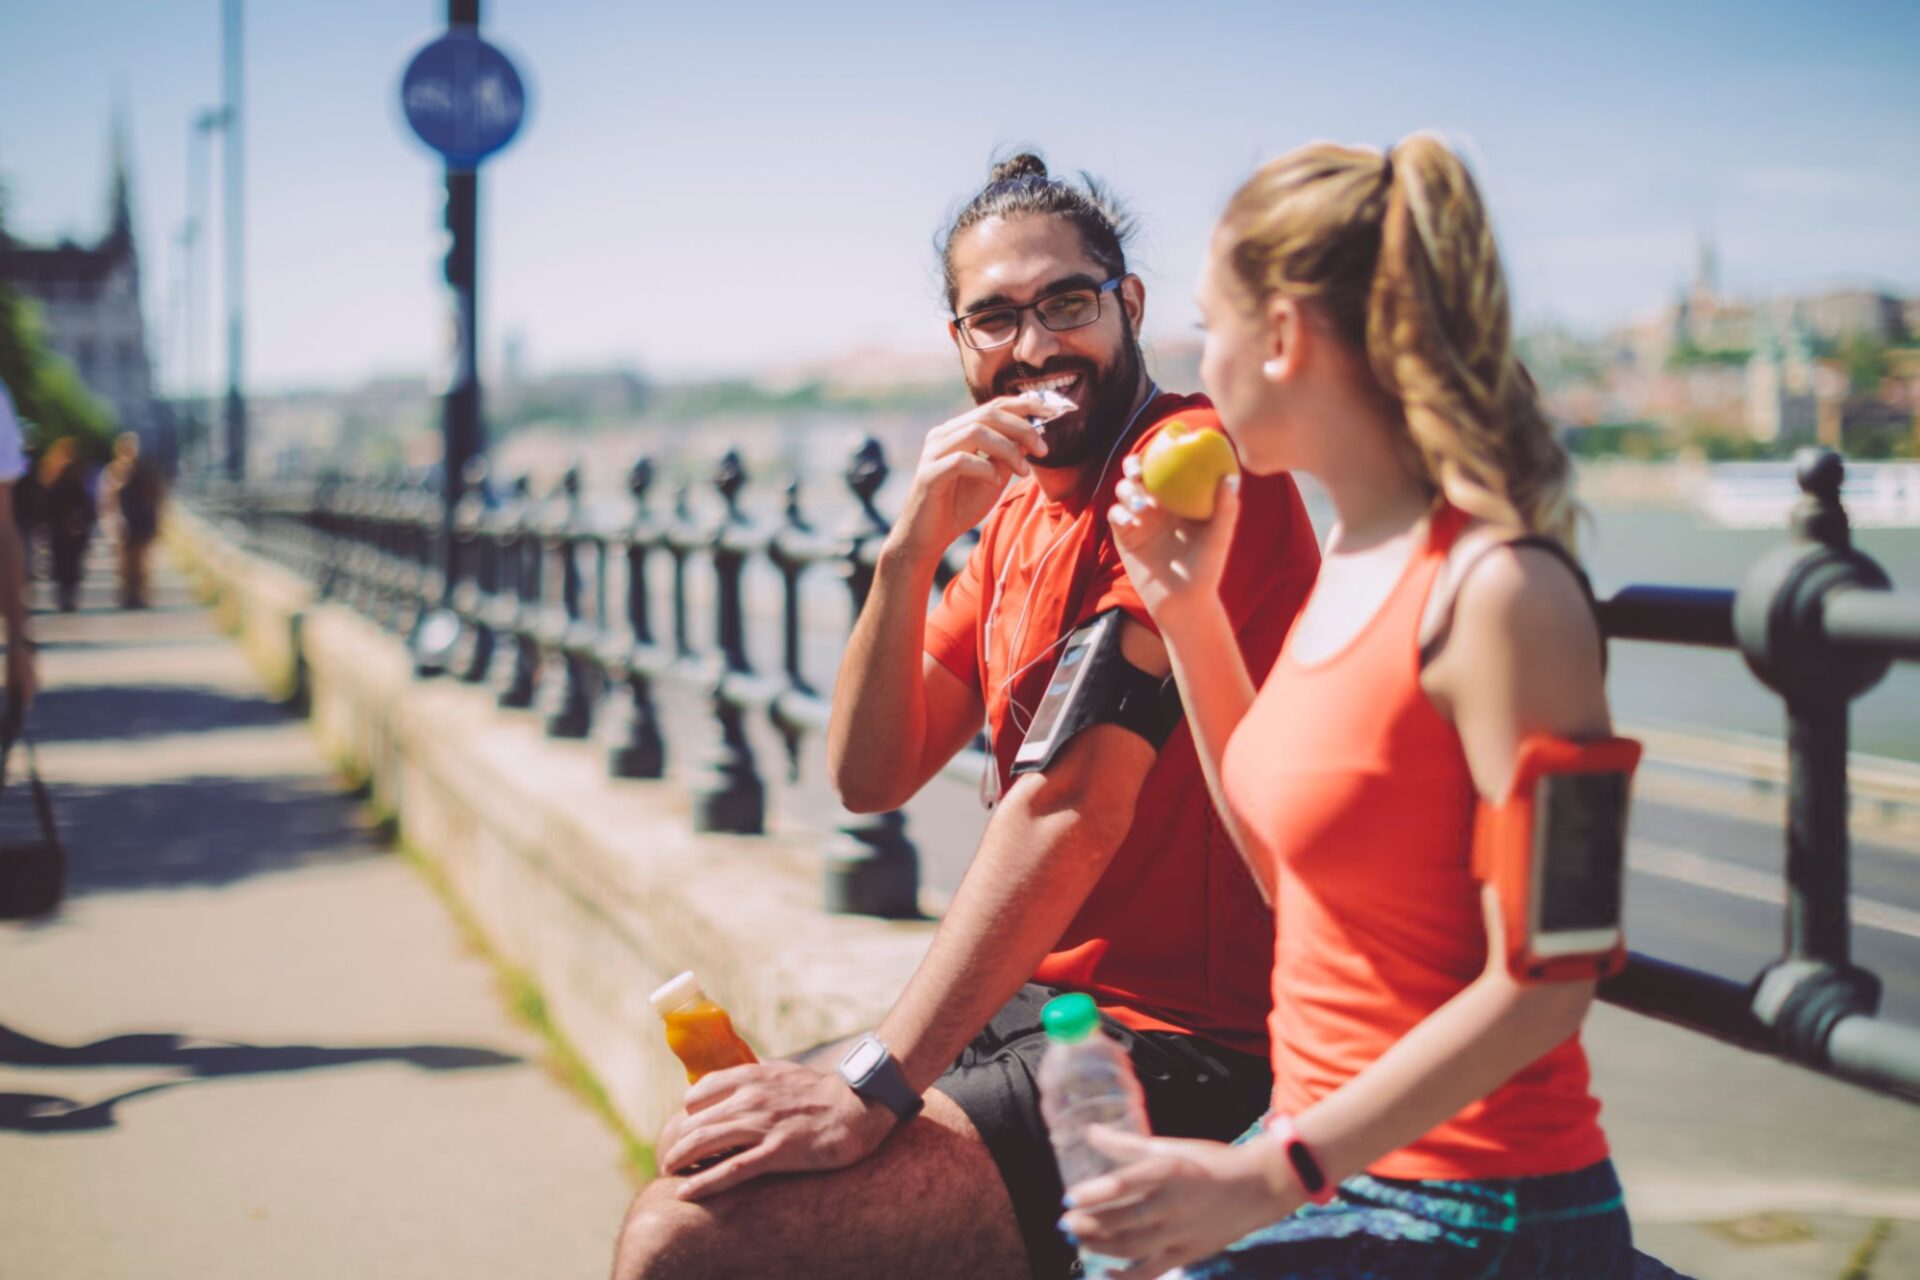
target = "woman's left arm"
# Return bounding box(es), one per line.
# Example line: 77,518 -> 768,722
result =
1065,544 -> 1612,1277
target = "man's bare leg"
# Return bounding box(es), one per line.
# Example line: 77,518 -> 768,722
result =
611,1089 -> 1031,1280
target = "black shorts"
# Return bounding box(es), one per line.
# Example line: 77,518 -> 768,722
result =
933,983 -> 1273,1280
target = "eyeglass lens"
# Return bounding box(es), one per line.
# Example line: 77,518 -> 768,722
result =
963,289 -> 1103,349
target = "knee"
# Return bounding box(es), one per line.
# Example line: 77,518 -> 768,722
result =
611,1183 -> 724,1280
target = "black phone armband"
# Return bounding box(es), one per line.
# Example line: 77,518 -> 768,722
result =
1009,609 -> 1181,776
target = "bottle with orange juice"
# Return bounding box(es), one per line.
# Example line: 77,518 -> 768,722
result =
650,971 -> 757,1084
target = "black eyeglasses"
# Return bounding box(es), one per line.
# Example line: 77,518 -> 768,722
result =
953,277 -> 1125,351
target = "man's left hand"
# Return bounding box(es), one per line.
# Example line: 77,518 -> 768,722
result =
660,1060 -> 902,1201
1060,1126 -> 1302,1279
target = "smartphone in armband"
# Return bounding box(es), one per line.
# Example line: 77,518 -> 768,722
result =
1471,735 -> 1641,984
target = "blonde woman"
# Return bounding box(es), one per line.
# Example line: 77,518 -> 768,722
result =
1060,136 -> 1635,1278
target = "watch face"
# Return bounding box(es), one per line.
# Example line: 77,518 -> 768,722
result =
841,1038 -> 886,1080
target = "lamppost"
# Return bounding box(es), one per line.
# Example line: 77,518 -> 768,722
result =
184,105 -> 226,473
221,0 -> 247,482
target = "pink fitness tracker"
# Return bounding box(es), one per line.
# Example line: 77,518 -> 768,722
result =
1265,1114 -> 1337,1205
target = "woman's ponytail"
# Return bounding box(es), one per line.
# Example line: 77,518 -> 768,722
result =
1222,134 -> 1578,547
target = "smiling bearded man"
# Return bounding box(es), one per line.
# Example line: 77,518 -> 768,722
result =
612,153 -> 1321,1280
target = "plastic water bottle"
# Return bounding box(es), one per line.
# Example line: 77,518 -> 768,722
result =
1038,993 -> 1151,1279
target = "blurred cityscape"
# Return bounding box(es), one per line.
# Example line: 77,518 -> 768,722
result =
7,126 -> 1918,500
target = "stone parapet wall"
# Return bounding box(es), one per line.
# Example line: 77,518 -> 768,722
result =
168,507 -> 936,1139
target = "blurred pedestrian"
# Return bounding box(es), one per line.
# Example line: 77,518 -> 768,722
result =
11,447 -> 43,581
104,431 -> 164,609
0,380 -> 36,712
38,437 -> 94,613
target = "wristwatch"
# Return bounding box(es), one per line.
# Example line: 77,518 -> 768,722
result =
837,1033 -> 925,1123
1265,1114 -> 1337,1205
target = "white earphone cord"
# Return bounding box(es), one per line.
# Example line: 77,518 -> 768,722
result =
985,382 -> 1159,739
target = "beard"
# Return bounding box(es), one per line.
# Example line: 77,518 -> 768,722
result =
967,314 -> 1146,470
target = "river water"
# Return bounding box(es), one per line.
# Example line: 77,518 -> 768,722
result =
1579,505 -> 1919,761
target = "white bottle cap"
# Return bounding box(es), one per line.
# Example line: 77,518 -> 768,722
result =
648,971 -> 704,1016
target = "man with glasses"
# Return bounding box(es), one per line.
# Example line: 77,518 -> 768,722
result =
614,154 -> 1320,1280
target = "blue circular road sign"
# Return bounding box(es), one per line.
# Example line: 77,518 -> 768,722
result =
401,30 -> 526,169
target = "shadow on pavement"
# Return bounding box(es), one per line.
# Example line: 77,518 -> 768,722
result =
21,775 -> 384,897
0,1024 -> 522,1134
32,633 -> 228,655
27,684 -> 295,743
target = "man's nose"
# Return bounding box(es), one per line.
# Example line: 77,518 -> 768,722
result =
1011,312 -> 1063,369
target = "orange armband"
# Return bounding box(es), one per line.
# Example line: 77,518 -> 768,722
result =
1472,735 -> 1641,984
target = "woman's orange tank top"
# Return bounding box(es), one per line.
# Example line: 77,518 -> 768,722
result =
1220,504 -> 1610,1180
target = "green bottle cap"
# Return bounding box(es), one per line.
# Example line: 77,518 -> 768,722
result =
1041,993 -> 1101,1044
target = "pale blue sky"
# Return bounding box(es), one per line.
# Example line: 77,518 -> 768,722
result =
3,1 -> 1916,392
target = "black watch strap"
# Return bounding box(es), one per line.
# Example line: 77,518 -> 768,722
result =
838,1033 -> 924,1122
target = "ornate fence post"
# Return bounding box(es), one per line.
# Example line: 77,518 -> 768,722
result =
410,466 -> 465,678
766,474 -> 819,778
313,472 -> 344,601
690,449 -> 765,834
1735,448 -> 1894,1061
393,478 -> 437,640
451,456 -> 498,682
538,465 -> 599,738
668,479 -> 694,664
366,481 -> 399,629
335,482 -> 370,614
496,474 -> 544,710
607,458 -> 667,779
822,436 -> 922,918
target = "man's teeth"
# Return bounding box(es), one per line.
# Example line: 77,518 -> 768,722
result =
1014,374 -> 1077,393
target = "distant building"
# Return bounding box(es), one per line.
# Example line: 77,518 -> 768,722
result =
494,368 -> 648,421
1798,289 -> 1905,344
1745,321 -> 1818,443
0,123 -> 156,438
1619,236 -> 1913,375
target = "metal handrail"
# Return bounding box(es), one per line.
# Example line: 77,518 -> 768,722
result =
195,443 -> 1920,1102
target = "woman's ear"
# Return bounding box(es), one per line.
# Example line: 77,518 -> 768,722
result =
1263,294 -> 1306,382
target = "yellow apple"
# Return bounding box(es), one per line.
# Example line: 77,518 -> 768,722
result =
1140,420 -> 1240,520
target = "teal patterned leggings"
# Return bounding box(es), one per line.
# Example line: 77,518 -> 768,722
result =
1177,1150 -> 1633,1279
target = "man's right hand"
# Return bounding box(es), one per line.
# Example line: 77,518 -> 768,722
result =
657,1061 -> 901,1201
885,395 -> 1052,563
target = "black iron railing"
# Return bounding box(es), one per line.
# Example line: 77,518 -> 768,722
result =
211,440 -> 975,921
197,444 -> 1920,1102
1588,449 -> 1920,1101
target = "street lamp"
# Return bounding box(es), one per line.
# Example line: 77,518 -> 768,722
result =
183,106 -> 227,473
220,0 -> 246,483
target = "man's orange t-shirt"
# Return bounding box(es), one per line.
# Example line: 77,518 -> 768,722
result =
923,391 -> 1319,1057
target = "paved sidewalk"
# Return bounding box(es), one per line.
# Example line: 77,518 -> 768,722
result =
6,543 -> 1913,1280
1591,1001 -> 1920,1277
0,553 -> 633,1279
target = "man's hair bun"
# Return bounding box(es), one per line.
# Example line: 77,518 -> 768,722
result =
938,149 -> 1136,311
990,153 -> 1050,185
